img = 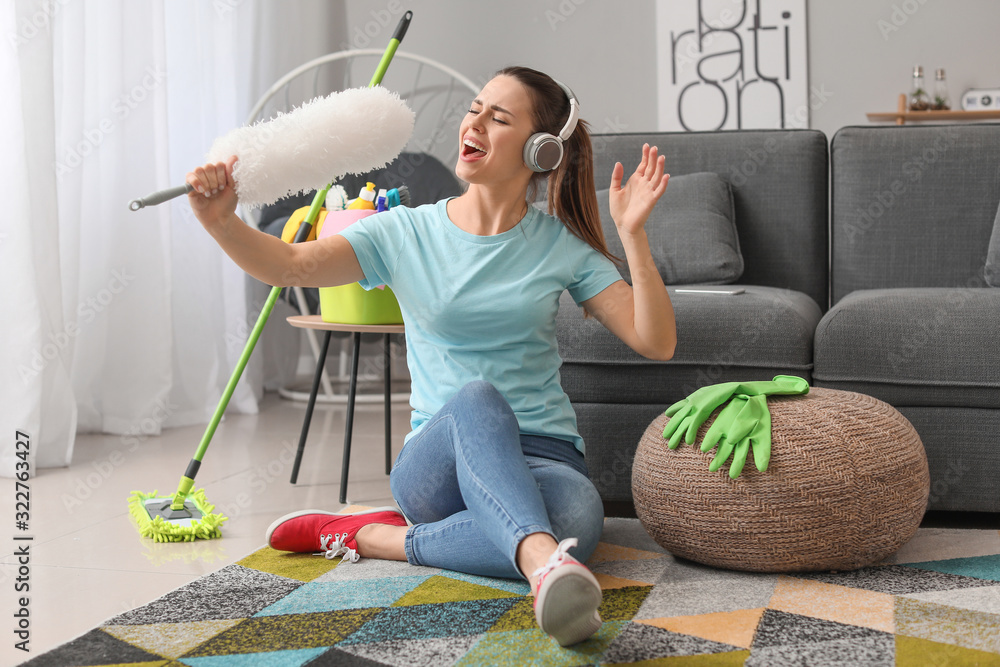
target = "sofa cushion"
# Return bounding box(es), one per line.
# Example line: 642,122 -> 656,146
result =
986,200 -> 1000,287
813,288 -> 1000,408
830,125 -> 1000,303
594,172 -> 742,285
557,286 -> 821,404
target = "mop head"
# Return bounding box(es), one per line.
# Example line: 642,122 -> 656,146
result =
205,86 -> 416,209
128,489 -> 228,543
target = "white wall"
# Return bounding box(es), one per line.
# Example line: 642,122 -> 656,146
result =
808,0 -> 1000,139
344,0 -> 1000,141
344,0 -> 660,136
242,1 -> 347,116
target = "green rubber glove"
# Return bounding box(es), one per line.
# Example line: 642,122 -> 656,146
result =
662,375 -> 808,448
701,395 -> 755,454
702,393 -> 771,478
663,382 -> 742,448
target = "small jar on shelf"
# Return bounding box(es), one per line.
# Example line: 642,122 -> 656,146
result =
909,65 -> 930,111
932,68 -> 950,110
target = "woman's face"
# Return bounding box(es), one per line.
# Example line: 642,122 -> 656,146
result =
455,75 -> 537,186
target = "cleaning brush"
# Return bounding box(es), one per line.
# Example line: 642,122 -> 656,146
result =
387,185 -> 410,208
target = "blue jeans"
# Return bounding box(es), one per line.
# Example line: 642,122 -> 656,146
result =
390,381 -> 604,580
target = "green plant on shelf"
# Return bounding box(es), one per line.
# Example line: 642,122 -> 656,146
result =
909,88 -> 930,111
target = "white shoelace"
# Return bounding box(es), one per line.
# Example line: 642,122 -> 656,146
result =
317,532 -> 360,563
531,537 -> 579,580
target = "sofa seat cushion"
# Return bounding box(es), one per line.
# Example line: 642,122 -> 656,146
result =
556,286 -> 822,404
813,288 -> 1000,408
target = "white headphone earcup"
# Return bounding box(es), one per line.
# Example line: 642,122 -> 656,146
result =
524,133 -> 564,172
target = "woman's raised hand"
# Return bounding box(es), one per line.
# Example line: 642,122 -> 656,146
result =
186,155 -> 239,229
608,144 -> 670,236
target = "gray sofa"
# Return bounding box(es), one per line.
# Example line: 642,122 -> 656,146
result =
814,124 -> 1000,513
558,125 -> 1000,516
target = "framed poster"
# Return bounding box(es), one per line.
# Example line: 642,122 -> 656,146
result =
655,0 -> 809,131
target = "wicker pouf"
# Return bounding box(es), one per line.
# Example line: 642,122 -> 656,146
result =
633,388 -> 929,573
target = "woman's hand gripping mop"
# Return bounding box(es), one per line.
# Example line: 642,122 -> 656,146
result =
126,13 -> 415,542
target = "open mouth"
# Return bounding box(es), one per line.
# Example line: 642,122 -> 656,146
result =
461,137 -> 487,160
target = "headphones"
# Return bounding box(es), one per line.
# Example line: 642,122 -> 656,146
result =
523,80 -> 579,173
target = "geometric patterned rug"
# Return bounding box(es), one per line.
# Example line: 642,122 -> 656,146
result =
21,515 -> 1000,666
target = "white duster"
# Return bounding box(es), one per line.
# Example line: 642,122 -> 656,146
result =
205,86 -> 415,209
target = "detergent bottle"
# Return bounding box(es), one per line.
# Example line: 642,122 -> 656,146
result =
347,182 -> 377,210
376,189 -> 389,212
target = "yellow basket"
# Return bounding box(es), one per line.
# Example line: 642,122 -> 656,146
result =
319,283 -> 403,325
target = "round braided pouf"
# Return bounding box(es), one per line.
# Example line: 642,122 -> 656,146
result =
633,387 -> 929,573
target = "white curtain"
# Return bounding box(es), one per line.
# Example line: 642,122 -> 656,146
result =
1,0 -> 345,476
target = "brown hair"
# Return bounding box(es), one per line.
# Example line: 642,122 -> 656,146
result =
495,66 -> 619,264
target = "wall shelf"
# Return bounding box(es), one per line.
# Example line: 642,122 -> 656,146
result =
868,94 -> 1000,125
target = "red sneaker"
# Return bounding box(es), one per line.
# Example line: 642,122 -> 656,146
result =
532,538 -> 603,646
265,506 -> 408,562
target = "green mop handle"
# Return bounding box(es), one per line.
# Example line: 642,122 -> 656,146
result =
369,11 -> 411,88
170,14 -> 413,511
171,185 -> 330,510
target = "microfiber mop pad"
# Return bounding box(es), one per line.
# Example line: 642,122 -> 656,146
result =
128,489 -> 227,543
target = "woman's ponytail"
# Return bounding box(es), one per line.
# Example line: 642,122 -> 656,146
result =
547,120 -> 619,263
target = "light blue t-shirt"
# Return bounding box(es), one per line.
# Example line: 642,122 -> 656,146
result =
339,198 -> 623,454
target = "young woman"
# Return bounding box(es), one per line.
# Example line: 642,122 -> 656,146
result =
186,66 -> 676,646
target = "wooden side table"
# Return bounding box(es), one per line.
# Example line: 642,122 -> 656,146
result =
285,315 -> 405,503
